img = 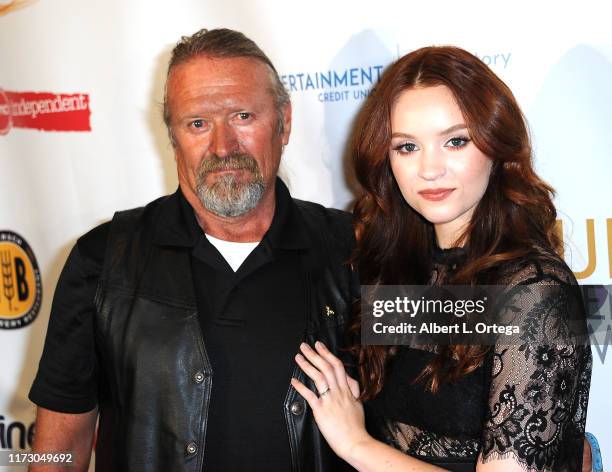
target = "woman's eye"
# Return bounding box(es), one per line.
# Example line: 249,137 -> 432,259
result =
446,136 -> 470,148
394,142 -> 419,153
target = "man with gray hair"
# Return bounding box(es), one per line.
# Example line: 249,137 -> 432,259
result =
29,28 -> 356,471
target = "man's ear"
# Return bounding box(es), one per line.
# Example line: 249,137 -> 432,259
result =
281,102 -> 292,146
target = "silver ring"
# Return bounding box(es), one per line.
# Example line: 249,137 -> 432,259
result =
319,386 -> 331,397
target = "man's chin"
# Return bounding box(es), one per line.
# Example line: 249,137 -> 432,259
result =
196,179 -> 265,218
202,199 -> 259,219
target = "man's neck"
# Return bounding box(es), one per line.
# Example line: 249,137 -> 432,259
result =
181,186 -> 276,243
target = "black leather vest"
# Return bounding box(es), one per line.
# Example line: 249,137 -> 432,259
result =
92,194 -> 357,472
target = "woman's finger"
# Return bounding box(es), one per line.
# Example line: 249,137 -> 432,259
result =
347,375 -> 361,399
299,342 -> 339,390
294,354 -> 330,395
290,377 -> 319,408
314,341 -> 351,392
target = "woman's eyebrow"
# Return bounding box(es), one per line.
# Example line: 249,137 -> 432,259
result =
390,124 -> 467,140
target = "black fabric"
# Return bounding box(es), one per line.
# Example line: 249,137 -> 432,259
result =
29,223 -> 108,414
365,246 -> 592,472
181,184 -> 308,471
30,178 -> 358,472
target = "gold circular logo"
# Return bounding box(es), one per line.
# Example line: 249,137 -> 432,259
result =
0,231 -> 42,329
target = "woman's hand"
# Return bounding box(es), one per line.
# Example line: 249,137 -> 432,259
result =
291,341 -> 373,461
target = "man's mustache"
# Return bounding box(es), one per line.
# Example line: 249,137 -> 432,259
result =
198,153 -> 260,175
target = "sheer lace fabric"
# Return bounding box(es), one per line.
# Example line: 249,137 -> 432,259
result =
365,252 -> 592,472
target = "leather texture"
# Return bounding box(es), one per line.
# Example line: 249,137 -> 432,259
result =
91,193 -> 357,472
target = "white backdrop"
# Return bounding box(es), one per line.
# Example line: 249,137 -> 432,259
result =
1,0 -> 610,469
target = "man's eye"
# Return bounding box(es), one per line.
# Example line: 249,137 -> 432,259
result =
237,112 -> 252,120
446,136 -> 470,148
191,119 -> 204,128
393,142 -> 418,154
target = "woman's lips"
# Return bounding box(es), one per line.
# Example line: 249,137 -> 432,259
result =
418,188 -> 455,201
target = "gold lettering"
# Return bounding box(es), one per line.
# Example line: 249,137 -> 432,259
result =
574,219 -> 596,279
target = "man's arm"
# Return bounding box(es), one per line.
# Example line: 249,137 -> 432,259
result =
29,407 -> 98,472
28,228 -> 107,472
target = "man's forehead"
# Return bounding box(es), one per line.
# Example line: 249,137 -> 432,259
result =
169,55 -> 271,87
175,90 -> 268,116
165,55 -> 280,123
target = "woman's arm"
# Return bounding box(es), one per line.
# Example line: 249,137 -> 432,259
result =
476,280 -> 592,471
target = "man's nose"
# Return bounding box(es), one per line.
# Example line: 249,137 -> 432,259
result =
209,122 -> 238,157
418,150 -> 446,181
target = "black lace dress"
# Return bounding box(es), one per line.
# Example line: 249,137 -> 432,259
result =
364,248 -> 592,472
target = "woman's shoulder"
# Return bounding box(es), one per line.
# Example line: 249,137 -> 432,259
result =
491,248 -> 589,346
495,248 -> 578,288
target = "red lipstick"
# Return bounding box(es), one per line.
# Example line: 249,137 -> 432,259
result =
418,188 -> 454,201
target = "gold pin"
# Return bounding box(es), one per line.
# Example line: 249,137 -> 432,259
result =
325,305 -> 335,317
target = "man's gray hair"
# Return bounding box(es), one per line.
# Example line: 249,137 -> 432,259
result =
163,28 -> 290,146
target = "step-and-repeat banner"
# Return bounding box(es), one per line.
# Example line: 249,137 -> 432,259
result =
1,0 -> 610,469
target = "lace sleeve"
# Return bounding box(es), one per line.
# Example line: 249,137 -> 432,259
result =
480,267 -> 592,471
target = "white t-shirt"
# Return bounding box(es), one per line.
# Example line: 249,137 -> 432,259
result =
205,233 -> 260,272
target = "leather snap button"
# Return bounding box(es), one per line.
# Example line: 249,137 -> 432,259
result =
290,401 -> 305,416
186,442 -> 198,455
194,372 -> 205,383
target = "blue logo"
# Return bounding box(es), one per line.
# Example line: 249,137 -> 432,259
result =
473,51 -> 512,69
281,65 -> 384,103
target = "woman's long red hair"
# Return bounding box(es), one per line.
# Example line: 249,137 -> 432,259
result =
351,46 -> 561,398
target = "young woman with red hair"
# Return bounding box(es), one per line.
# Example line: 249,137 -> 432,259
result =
291,46 -> 591,471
